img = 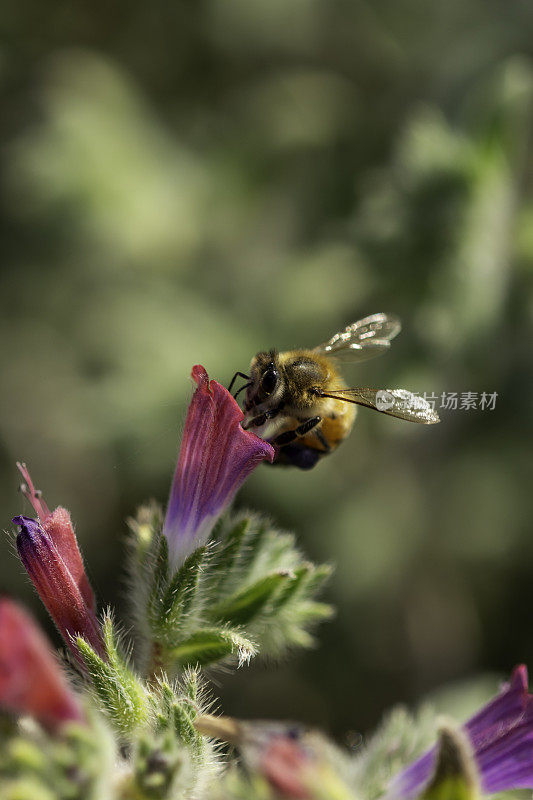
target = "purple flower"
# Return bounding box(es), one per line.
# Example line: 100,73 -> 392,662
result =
0,599 -> 84,732
386,665 -> 533,799
13,515 -> 105,662
163,365 -> 275,568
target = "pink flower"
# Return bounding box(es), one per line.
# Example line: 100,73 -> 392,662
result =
163,365 -> 275,568
0,599 -> 83,731
261,735 -> 313,799
13,516 -> 105,661
13,463 -> 103,660
17,462 -> 95,610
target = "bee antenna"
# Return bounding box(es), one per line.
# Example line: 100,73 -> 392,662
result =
228,371 -> 250,394
233,382 -> 252,400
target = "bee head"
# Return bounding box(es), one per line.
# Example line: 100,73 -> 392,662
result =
246,350 -> 282,409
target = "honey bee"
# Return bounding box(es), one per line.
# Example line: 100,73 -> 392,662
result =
229,313 -> 440,469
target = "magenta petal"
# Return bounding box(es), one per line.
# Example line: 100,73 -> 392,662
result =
163,365 -> 275,568
385,665 -> 533,800
43,507 -> 95,611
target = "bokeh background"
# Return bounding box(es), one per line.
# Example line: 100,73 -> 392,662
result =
2,0 -> 533,743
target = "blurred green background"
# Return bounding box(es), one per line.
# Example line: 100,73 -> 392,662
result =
2,0 -> 533,742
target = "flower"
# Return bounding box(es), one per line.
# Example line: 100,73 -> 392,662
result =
194,716 -> 313,797
260,735 -> 314,799
13,515 -> 105,661
0,599 -> 83,731
162,364 -> 275,568
386,665 -> 533,799
12,463 -> 102,660
195,715 -> 351,800
17,462 -> 95,610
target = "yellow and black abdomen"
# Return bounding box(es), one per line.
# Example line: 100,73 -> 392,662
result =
299,397 -> 357,454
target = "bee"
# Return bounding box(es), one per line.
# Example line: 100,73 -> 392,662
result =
228,313 -> 440,470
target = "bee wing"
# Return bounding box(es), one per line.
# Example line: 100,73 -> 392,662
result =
320,388 -> 440,424
313,313 -> 402,363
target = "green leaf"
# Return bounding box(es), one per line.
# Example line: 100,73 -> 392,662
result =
296,600 -> 335,622
267,564 -> 312,613
182,668 -> 201,703
101,613 -> 124,669
147,534 -> 171,629
172,702 -> 201,750
232,517 -> 269,574
299,563 -> 334,595
158,546 -> 207,629
77,635 -> 149,737
127,502 -> 164,565
209,572 -> 290,625
168,628 -> 257,668
210,517 -> 251,585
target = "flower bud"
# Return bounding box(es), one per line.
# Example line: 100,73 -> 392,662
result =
0,599 -> 83,731
17,462 -> 95,609
13,515 -> 104,661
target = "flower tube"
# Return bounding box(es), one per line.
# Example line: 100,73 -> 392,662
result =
163,365 -> 274,569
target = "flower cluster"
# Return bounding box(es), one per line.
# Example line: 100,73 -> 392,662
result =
0,364 -> 531,800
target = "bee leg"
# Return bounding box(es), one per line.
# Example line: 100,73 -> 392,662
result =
242,404 -> 284,430
271,416 -> 321,446
228,371 -> 250,394
315,429 -> 331,452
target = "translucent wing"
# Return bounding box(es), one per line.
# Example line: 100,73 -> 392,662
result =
319,388 -> 440,424
313,313 -> 402,363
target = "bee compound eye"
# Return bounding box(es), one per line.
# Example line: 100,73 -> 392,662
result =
261,368 -> 278,395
